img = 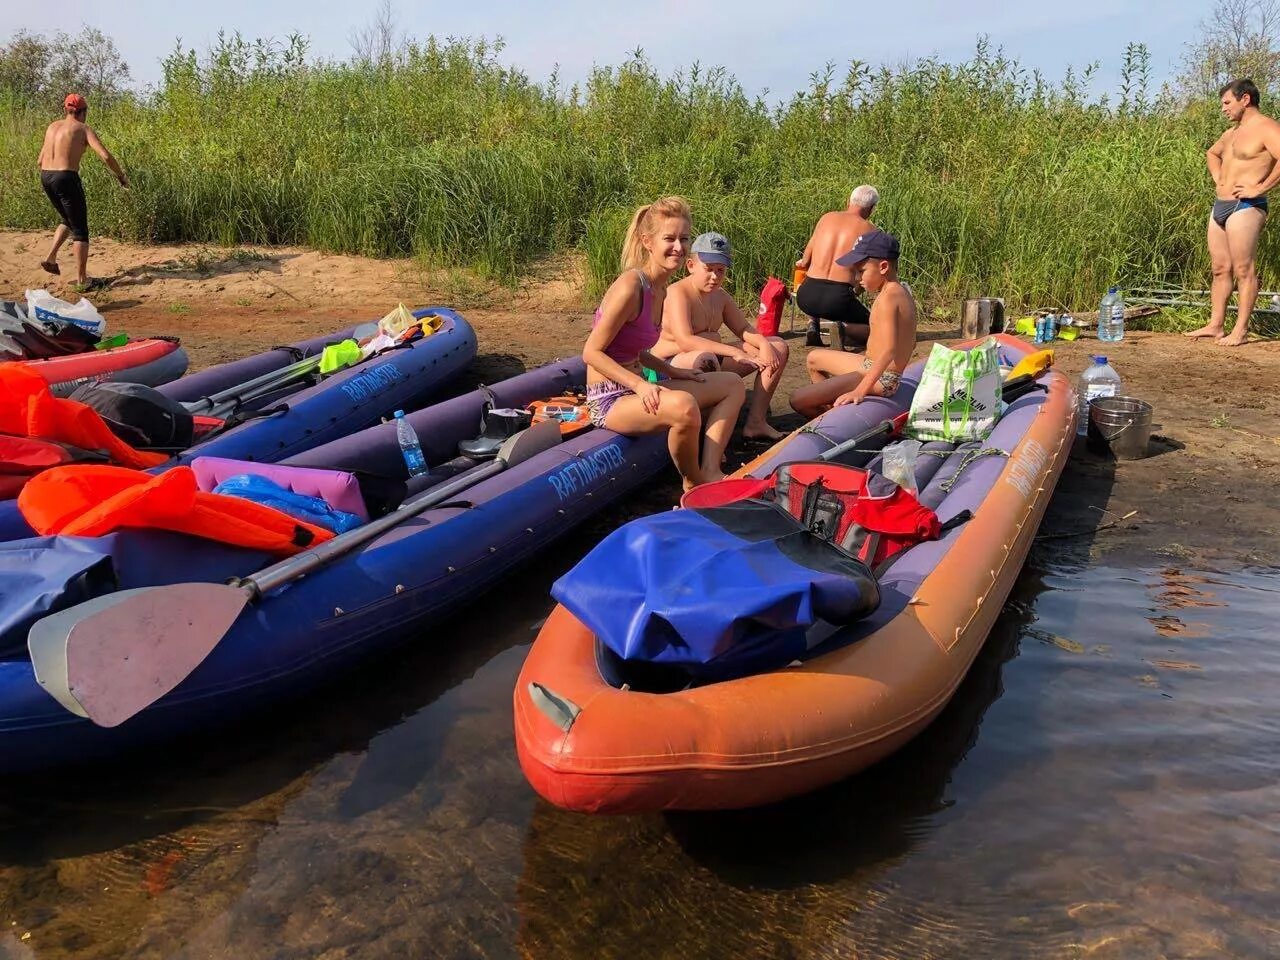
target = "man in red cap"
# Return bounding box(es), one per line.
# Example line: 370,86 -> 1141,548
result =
37,93 -> 129,288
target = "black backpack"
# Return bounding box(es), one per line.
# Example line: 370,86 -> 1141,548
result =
68,381 -> 194,450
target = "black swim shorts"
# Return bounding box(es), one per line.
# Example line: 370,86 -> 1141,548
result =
40,170 -> 89,242
796,276 -> 869,327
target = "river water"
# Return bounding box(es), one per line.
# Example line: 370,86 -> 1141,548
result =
0,501 -> 1277,958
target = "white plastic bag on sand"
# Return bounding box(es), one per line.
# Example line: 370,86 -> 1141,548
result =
25,289 -> 106,337
377,303 -> 416,339
881,439 -> 922,494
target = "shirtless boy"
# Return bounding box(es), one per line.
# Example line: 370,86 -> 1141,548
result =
37,93 -> 129,287
1187,78 -> 1280,346
795,185 -> 879,349
653,232 -> 790,440
789,230 -> 916,418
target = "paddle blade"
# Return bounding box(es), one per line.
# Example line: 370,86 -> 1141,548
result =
29,590 -> 143,718
59,583 -> 250,727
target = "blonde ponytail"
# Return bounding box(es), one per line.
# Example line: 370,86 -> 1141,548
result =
619,196 -> 692,271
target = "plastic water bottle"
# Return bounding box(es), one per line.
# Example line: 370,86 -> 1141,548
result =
395,409 -> 427,477
1098,287 -> 1125,342
1077,356 -> 1122,436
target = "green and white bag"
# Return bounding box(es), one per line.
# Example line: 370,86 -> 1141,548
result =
906,339 -> 1001,442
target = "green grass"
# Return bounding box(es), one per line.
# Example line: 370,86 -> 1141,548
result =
2,35 -> 1272,314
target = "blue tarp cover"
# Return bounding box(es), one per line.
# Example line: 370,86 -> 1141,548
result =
213,473 -> 363,534
0,531 -> 271,658
552,500 -> 880,681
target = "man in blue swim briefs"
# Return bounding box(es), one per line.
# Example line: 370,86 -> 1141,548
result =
1187,78 -> 1280,346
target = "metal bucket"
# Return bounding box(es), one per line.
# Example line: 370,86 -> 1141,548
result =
1087,396 -> 1153,460
961,298 -> 1005,339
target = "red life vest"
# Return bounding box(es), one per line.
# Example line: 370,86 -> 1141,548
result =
0,434 -> 107,500
0,363 -> 167,471
682,461 -> 942,568
18,464 -> 334,556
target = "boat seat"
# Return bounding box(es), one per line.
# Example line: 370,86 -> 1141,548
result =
190,456 -> 370,522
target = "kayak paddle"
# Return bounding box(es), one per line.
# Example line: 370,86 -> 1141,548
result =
818,412 -> 910,462
27,419 -> 564,727
183,321 -> 379,417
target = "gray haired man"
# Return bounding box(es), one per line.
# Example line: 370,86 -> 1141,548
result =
795,184 -> 879,348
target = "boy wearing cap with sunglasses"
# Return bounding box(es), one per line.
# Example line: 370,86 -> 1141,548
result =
37,93 -> 129,288
789,229 -> 916,417
653,232 -> 790,441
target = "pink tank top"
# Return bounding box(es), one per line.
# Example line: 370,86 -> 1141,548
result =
593,270 -> 658,365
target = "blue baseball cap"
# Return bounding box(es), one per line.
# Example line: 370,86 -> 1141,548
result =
835,229 -> 900,267
691,232 -> 732,267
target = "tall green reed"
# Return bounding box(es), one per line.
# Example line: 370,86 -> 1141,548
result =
0,34 -> 1260,313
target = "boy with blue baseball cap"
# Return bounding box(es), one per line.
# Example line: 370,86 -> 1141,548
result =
652,231 -> 791,440
789,229 -> 917,417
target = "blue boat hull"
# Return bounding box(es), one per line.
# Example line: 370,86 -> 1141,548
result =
0,359 -> 670,771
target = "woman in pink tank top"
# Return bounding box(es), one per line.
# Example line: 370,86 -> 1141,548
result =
583,196 -> 746,491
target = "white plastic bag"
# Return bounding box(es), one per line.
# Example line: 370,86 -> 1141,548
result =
881,439 -> 922,493
906,339 -> 1001,442
24,289 -> 106,337
377,302 -> 416,339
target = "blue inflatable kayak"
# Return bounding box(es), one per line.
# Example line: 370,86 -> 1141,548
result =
0,358 -> 670,772
0,307 -> 477,540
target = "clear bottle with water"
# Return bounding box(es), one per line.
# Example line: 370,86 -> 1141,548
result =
1077,356 -> 1122,436
395,409 -> 427,477
1098,286 -> 1125,342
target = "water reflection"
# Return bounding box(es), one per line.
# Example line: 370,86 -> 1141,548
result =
1,534 -> 1278,958
515,563 -> 1280,959
515,572 -> 1048,959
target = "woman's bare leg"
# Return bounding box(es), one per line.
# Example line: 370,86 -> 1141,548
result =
664,371 -> 746,484
604,391 -> 704,489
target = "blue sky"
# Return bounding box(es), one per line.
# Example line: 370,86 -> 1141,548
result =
1,0 -> 1208,103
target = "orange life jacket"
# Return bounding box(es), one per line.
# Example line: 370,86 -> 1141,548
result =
0,363 -> 167,470
528,395 -> 592,437
18,464 -> 335,556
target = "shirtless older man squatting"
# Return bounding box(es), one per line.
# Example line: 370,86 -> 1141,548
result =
1186,78 -> 1280,347
790,229 -> 916,417
37,93 -> 129,287
795,184 -> 879,349
653,231 -> 790,441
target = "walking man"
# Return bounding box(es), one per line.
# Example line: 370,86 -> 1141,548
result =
1187,78 -> 1280,346
37,93 -> 129,289
795,185 -> 879,349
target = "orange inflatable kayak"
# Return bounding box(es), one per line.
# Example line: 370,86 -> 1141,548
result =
513,334 -> 1075,813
